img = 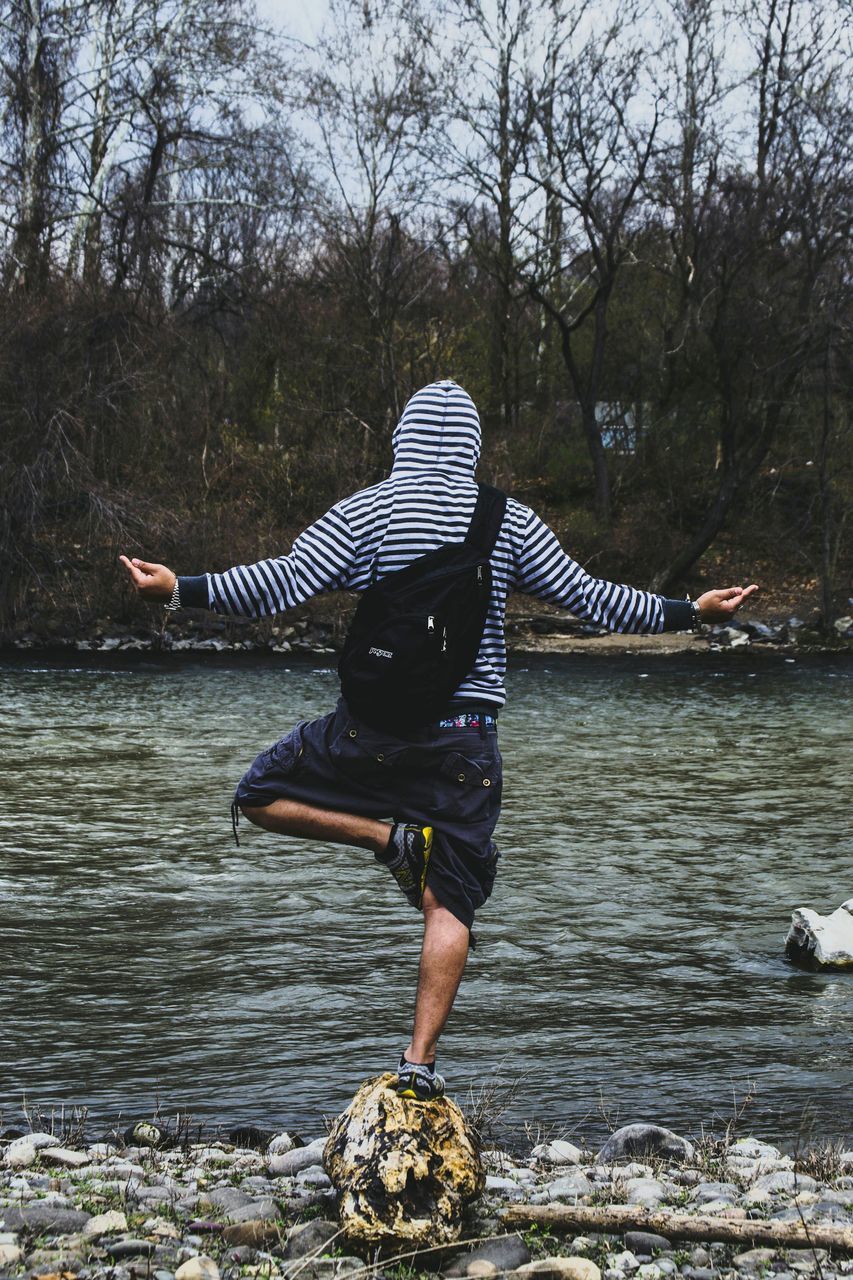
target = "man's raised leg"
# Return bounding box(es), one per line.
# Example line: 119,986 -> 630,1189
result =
240,798 -> 390,855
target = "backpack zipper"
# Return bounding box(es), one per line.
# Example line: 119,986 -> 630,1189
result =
427,615 -> 435,632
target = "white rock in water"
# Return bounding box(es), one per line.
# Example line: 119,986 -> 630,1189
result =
785,900 -> 853,968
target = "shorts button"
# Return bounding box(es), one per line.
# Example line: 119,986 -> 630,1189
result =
348,728 -> 357,738
483,778 -> 491,787
457,772 -> 466,782
376,753 -> 385,761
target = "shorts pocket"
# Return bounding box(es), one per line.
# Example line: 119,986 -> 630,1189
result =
265,721 -> 306,777
438,750 -> 499,792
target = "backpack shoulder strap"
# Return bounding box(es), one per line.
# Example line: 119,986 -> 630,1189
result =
465,483 -> 507,556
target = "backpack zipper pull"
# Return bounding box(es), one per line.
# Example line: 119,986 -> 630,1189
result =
427,615 -> 435,632
477,565 -> 484,584
442,626 -> 447,652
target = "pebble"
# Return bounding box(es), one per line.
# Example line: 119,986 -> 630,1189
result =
625,1177 -> 667,1207
0,1242 -> 23,1266
485,1174 -> 527,1201
446,1234 -> 532,1276
105,1237 -> 157,1259
267,1132 -> 297,1156
546,1171 -> 593,1199
4,1140 -> 36,1169
514,1259 -> 601,1280
691,1180 -> 738,1204
532,1139 -> 585,1165
268,1137 -> 326,1177
40,1145 -> 91,1168
83,1209 -> 129,1236
175,1256 -> 221,1280
624,1233 -> 672,1255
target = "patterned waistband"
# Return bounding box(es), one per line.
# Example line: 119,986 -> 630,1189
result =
437,711 -> 497,730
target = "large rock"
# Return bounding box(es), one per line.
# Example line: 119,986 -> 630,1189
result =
0,1203 -> 91,1233
785,901 -> 853,968
324,1072 -> 484,1244
597,1125 -> 694,1165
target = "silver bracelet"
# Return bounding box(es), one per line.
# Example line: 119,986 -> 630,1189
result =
690,599 -> 702,631
164,579 -> 181,611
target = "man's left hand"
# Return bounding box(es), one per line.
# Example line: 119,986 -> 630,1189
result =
696,584 -> 759,623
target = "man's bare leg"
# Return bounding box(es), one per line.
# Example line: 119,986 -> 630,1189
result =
404,886 -> 469,1064
241,799 -> 390,856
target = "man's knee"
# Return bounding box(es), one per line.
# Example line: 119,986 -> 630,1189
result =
240,804 -> 268,828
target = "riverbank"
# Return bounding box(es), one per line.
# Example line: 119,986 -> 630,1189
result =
3,597 -> 852,660
2,1117 -> 852,1280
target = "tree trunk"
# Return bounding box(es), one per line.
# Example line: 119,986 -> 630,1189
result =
500,1204 -> 853,1253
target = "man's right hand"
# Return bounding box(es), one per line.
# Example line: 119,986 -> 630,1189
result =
119,556 -> 176,603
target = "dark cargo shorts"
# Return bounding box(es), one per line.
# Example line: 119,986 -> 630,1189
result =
233,698 -> 502,930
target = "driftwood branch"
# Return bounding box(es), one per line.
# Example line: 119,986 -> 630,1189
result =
499,1205 -> 853,1254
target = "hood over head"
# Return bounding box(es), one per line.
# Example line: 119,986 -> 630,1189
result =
391,380 -> 481,477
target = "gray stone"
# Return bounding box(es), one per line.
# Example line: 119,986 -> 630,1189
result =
598,1126 -> 694,1165
733,1248 -> 777,1267
606,1252 -> 640,1274
0,1202 -> 91,1233
624,1234 -> 672,1256
133,1185 -> 177,1206
268,1133 -> 297,1156
485,1175 -> 526,1201
691,1181 -> 738,1205
297,1165 -> 332,1189
7,1132 -> 57,1154
753,1171 -> 817,1194
547,1172 -> 594,1200
625,1179 -> 666,1208
268,1139 -> 327,1178
281,1219 -> 340,1261
40,1146 -> 91,1169
227,1198 -> 281,1222
531,1140 -> 585,1166
730,1140 -> 781,1161
203,1187 -> 254,1213
445,1234 -> 532,1276
105,1238 -> 157,1260
689,1250 -> 710,1268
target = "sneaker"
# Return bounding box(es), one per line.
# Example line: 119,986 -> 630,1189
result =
395,1055 -> 446,1101
377,823 -> 433,908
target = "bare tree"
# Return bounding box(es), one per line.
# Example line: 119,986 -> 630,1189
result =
523,0 -> 658,523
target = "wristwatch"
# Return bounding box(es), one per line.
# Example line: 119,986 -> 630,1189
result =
164,579 -> 181,611
690,599 -> 703,630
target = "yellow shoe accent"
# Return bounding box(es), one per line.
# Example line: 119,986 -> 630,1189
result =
418,826 -> 433,905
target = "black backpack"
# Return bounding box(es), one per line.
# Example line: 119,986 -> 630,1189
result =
338,483 -> 507,732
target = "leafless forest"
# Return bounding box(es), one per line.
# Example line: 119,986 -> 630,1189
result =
0,0 -> 849,638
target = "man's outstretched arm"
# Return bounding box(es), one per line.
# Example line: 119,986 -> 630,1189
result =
120,505 -> 358,614
514,507 -> 757,630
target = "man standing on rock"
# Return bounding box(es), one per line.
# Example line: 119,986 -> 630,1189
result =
121,379 -> 757,1101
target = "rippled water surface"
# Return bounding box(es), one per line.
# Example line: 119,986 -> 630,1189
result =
1,653 -> 851,1146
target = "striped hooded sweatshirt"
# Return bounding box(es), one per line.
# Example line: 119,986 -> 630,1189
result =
178,380 -> 694,709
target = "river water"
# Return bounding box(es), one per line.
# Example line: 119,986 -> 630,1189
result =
1,652 -> 851,1148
